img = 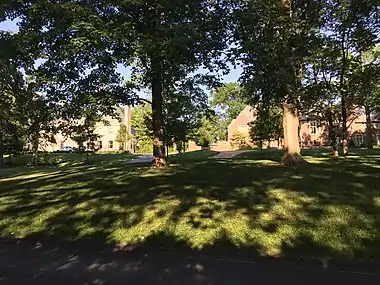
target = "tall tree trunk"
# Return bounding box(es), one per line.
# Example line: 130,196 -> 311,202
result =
32,146 -> 38,167
151,56 -> 167,167
365,106 -> 373,149
341,96 -> 348,156
32,135 -> 39,166
340,31 -> 349,156
281,103 -> 307,166
327,109 -> 338,156
0,121 -> 4,167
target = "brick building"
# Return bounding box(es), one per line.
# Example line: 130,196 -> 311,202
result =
228,106 -> 380,148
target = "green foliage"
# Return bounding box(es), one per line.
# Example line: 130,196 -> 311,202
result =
116,123 -> 131,151
164,76 -> 210,151
235,0 -> 323,106
68,110 -> 102,153
194,116 -> 217,148
230,131 -> 249,149
2,0 -> 230,162
131,103 -> 153,154
210,83 -> 246,138
249,105 -> 283,149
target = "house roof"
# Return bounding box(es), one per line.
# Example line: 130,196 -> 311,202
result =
228,105 -> 255,129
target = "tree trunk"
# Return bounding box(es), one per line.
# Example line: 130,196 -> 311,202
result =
327,109 -> 338,156
151,56 -> 167,167
341,96 -> 348,156
365,106 -> 373,149
32,136 -> 39,166
32,147 -> 38,167
340,31 -> 349,156
281,103 -> 307,166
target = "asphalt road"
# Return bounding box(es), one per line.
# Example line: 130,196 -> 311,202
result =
0,239 -> 379,285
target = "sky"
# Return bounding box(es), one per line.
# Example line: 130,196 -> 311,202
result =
0,19 -> 243,86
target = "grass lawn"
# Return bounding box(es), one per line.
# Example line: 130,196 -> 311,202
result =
1,149 -> 380,264
3,151 -> 138,167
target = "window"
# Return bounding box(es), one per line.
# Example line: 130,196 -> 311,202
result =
108,140 -> 114,149
98,141 -> 103,149
310,121 -> 318,135
354,134 -> 363,146
109,127 -> 113,134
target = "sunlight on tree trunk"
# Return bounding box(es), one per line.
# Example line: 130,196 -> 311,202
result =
281,103 -> 308,166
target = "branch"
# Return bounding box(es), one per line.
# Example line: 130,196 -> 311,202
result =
137,98 -> 152,105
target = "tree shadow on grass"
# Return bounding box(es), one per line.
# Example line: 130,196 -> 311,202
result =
1,153 -> 380,273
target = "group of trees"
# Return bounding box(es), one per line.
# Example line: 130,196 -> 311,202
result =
1,0 -> 379,167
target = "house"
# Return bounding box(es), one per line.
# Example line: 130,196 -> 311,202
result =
228,106 -> 380,148
42,105 -> 133,152
227,106 -> 255,142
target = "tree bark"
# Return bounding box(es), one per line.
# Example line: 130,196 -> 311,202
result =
32,135 -> 39,166
32,147 -> 38,167
281,103 -> 308,166
341,95 -> 349,156
340,31 -> 349,156
327,109 -> 338,156
151,56 -> 167,167
365,106 -> 373,149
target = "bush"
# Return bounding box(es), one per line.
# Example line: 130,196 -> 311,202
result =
230,131 -> 249,149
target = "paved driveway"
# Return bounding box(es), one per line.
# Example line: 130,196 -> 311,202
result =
211,150 -> 250,159
125,154 -> 153,164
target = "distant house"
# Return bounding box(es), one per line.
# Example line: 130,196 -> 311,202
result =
227,106 -> 255,142
228,106 -> 380,148
42,105 -> 133,152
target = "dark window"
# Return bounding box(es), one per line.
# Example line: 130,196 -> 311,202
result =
99,141 -> 103,149
108,141 -> 113,149
310,121 -> 318,135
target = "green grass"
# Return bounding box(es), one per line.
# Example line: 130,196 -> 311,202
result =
1,149 -> 380,264
3,152 -> 138,167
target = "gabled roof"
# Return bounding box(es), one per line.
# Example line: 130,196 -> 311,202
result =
228,105 -> 255,129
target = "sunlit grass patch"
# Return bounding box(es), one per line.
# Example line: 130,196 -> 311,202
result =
1,149 -> 380,263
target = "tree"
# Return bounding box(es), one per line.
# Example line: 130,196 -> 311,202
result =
2,0 -> 229,167
230,131 -> 249,149
249,105 -> 283,150
116,123 -> 131,151
0,38 -> 26,166
319,0 -> 379,155
210,83 -> 246,139
235,0 -> 323,166
67,108 -> 104,160
131,103 -> 153,154
163,76 -> 210,154
26,94 -> 57,166
194,116 -> 217,149
302,40 -> 343,156
350,46 -> 380,149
